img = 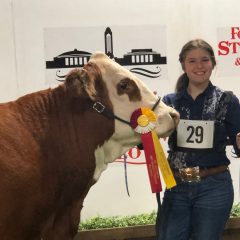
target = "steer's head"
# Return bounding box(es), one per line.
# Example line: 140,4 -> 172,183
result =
65,52 -> 179,179
88,52 -> 179,135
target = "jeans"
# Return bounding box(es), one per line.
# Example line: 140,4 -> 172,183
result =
156,170 -> 234,240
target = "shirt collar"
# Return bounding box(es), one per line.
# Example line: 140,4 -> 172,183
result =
176,81 -> 214,101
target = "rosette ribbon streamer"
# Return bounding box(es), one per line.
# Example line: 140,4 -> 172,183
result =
130,107 -> 176,193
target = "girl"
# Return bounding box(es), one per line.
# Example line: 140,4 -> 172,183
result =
156,39 -> 240,240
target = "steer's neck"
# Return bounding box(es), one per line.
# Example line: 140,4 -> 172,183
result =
16,85 -> 115,164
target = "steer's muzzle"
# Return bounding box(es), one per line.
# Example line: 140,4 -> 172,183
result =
169,108 -> 180,127
155,107 -> 180,138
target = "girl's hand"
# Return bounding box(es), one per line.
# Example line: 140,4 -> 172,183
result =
237,133 -> 240,149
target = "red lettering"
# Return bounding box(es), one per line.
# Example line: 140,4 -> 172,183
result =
218,41 -> 230,55
231,27 -> 240,40
235,57 -> 240,66
128,147 -> 141,159
229,42 -> 240,54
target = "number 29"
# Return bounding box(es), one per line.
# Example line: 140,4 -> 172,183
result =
186,126 -> 204,143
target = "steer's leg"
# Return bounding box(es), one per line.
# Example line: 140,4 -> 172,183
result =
43,199 -> 83,240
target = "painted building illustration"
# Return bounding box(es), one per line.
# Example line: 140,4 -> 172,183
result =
46,27 -> 167,79
104,27 -> 114,59
46,49 -> 91,69
104,27 -> 166,66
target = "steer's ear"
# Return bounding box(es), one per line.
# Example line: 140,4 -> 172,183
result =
65,68 -> 97,100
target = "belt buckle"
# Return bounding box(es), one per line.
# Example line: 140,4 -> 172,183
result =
179,166 -> 201,182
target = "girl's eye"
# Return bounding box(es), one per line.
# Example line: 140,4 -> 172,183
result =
202,58 -> 210,62
186,58 -> 210,64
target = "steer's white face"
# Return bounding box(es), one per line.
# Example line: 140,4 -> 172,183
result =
88,52 -> 179,180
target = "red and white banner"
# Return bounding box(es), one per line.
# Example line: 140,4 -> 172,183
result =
217,26 -> 240,77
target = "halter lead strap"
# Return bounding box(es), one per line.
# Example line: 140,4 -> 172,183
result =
152,97 -> 161,111
92,97 -> 161,126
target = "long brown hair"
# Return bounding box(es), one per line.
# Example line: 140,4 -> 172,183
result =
175,39 -> 216,93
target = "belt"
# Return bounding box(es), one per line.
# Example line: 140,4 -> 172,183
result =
173,165 -> 229,182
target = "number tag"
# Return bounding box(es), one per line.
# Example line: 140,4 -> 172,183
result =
177,120 -> 214,149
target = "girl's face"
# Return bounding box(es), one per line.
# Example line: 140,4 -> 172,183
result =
182,48 -> 214,86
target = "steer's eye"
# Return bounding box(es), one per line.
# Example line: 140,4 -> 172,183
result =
117,77 -> 141,101
118,78 -> 129,91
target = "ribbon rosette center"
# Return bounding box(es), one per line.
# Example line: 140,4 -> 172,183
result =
130,108 -> 157,134
137,115 -> 149,127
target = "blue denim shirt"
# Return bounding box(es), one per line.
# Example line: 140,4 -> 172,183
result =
163,82 -> 240,169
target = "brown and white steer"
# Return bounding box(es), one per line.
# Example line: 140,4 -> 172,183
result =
0,52 -> 179,240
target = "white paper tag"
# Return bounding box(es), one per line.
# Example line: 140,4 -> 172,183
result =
177,119 -> 214,149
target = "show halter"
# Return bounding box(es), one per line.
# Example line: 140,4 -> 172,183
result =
92,97 -> 161,125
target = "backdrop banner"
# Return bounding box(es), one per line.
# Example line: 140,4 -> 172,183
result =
217,26 -> 240,77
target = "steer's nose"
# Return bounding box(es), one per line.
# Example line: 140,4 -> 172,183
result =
169,109 -> 180,127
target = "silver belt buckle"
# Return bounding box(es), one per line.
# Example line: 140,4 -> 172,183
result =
179,166 -> 201,182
